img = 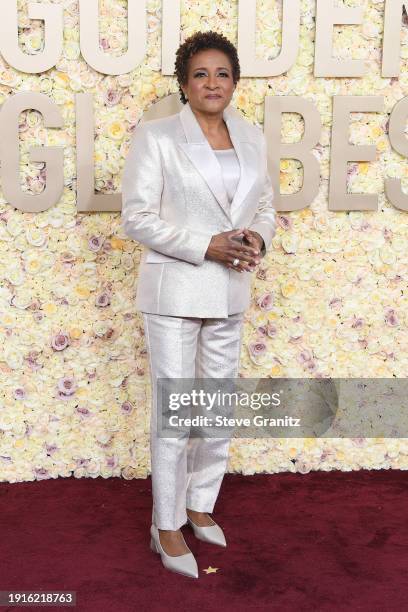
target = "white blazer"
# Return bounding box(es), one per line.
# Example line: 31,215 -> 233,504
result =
121,101 -> 276,318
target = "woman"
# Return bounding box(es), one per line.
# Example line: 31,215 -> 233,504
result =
121,31 -> 276,578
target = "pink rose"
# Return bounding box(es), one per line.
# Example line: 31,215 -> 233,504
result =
257,292 -> 274,311
385,308 -> 399,327
248,340 -> 267,363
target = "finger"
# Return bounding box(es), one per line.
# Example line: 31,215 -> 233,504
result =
242,233 -> 258,248
230,249 -> 260,264
229,228 -> 245,238
238,262 -> 255,272
238,239 -> 260,254
226,256 -> 247,271
228,260 -> 256,273
226,262 -> 241,272
232,244 -> 260,257
227,262 -> 255,273
227,263 -> 245,272
229,252 -> 258,266
240,258 -> 258,270
227,253 -> 258,272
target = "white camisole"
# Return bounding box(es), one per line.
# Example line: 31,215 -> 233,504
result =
213,148 -> 240,204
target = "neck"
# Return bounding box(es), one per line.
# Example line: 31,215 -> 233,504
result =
190,106 -> 226,137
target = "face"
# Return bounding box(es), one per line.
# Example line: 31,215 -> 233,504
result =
181,48 -> 236,114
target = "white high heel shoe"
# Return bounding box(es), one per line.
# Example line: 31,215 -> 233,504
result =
186,515 -> 227,547
150,524 -> 199,579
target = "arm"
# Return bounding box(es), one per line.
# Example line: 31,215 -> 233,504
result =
247,133 -> 276,258
121,123 -> 213,266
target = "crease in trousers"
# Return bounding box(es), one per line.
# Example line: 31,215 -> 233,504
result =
142,311 -> 245,531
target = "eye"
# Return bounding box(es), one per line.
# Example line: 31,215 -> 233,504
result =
194,71 -> 230,77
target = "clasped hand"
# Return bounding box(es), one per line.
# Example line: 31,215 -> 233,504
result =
205,228 -> 263,272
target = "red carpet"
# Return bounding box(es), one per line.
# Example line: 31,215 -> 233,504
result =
1,469 -> 408,611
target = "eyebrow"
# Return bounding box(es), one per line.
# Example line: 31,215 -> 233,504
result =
193,67 -> 230,71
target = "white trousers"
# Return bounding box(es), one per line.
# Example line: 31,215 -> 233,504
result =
142,312 -> 245,530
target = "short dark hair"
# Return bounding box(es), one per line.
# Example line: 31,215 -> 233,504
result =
175,30 -> 240,105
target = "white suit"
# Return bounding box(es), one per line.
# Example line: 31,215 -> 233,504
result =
121,101 -> 276,319
121,101 -> 276,530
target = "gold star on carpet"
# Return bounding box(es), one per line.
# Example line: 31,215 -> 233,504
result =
203,566 -> 219,574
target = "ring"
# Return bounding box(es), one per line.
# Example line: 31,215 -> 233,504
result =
232,258 -> 240,266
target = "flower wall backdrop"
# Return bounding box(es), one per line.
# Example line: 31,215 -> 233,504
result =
1,0 -> 408,483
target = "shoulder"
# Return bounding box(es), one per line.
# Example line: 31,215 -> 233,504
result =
133,112 -> 180,139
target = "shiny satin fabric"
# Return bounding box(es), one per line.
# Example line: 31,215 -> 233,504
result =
214,148 -> 241,203
121,101 -> 276,318
143,312 -> 245,531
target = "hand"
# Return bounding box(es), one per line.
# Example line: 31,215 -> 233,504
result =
205,229 -> 261,273
241,229 -> 264,271
242,228 -> 264,252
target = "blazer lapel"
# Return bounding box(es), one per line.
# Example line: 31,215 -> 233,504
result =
178,101 -> 258,223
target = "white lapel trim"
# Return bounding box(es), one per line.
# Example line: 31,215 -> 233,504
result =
178,101 -> 258,223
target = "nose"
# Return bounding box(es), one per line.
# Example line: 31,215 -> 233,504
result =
206,74 -> 218,89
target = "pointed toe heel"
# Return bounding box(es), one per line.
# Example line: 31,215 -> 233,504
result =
150,524 -> 199,579
187,516 -> 227,547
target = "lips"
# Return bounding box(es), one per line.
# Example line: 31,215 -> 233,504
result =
206,95 -> 221,99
